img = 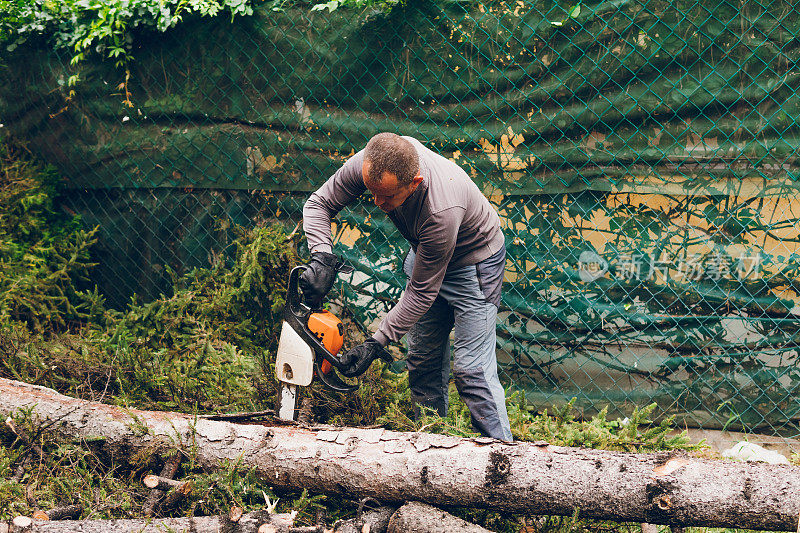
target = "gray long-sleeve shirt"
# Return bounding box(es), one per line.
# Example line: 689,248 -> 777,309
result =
303,137 -> 505,346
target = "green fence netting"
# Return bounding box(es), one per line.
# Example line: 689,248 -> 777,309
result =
2,0 -> 800,435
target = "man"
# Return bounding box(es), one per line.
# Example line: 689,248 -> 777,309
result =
300,133 -> 512,441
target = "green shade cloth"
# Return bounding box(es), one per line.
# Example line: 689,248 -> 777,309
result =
2,0 -> 800,435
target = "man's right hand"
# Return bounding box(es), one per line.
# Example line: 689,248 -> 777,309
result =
338,338 -> 393,377
299,252 -> 340,309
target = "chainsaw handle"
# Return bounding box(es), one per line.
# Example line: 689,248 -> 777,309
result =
286,261 -> 354,314
315,357 -> 357,393
285,265 -> 311,320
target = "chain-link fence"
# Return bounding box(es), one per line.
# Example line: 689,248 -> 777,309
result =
2,0 -> 800,435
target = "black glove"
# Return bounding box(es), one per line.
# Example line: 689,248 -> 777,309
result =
339,338 -> 393,377
299,252 -> 340,309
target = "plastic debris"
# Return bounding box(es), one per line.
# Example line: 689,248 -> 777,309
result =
721,441 -> 790,465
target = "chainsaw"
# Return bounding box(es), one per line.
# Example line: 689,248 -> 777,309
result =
275,264 -> 375,421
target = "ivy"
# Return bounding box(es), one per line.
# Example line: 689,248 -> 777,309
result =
2,0 -> 254,51
308,0 -> 402,12
0,0 -> 406,103
1,0 -> 254,102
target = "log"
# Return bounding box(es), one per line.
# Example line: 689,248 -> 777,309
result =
2,377 -> 800,531
2,510 -> 294,533
332,506 -> 396,533
387,502 -> 492,533
11,516 -> 32,533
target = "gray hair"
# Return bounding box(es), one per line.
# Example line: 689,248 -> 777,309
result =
363,133 -> 420,186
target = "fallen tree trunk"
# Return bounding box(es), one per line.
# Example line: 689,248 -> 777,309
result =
7,505 -> 481,533
2,377 -> 800,531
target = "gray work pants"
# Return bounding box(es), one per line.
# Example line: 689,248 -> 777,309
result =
403,247 -> 513,441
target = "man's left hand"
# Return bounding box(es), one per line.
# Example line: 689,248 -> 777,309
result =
338,338 -> 392,377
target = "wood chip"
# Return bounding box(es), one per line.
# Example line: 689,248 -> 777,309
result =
229,506 -> 243,522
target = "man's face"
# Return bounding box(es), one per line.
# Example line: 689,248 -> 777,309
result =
362,160 -> 422,213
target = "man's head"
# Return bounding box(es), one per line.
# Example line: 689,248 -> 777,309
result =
362,133 -> 423,212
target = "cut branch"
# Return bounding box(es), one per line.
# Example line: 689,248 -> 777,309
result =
5,416 -> 44,458
2,377 -> 800,531
143,474 -> 186,491
142,452 -> 181,517
31,505 -> 82,521
6,415 -> 45,483
159,480 -> 192,513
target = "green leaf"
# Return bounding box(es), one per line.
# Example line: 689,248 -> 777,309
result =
311,1 -> 339,11
569,3 -> 581,18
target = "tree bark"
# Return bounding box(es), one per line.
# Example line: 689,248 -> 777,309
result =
3,510 -> 295,533
387,502 -> 493,533
2,377 -> 800,531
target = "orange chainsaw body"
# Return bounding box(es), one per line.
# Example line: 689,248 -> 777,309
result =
307,310 -> 344,374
